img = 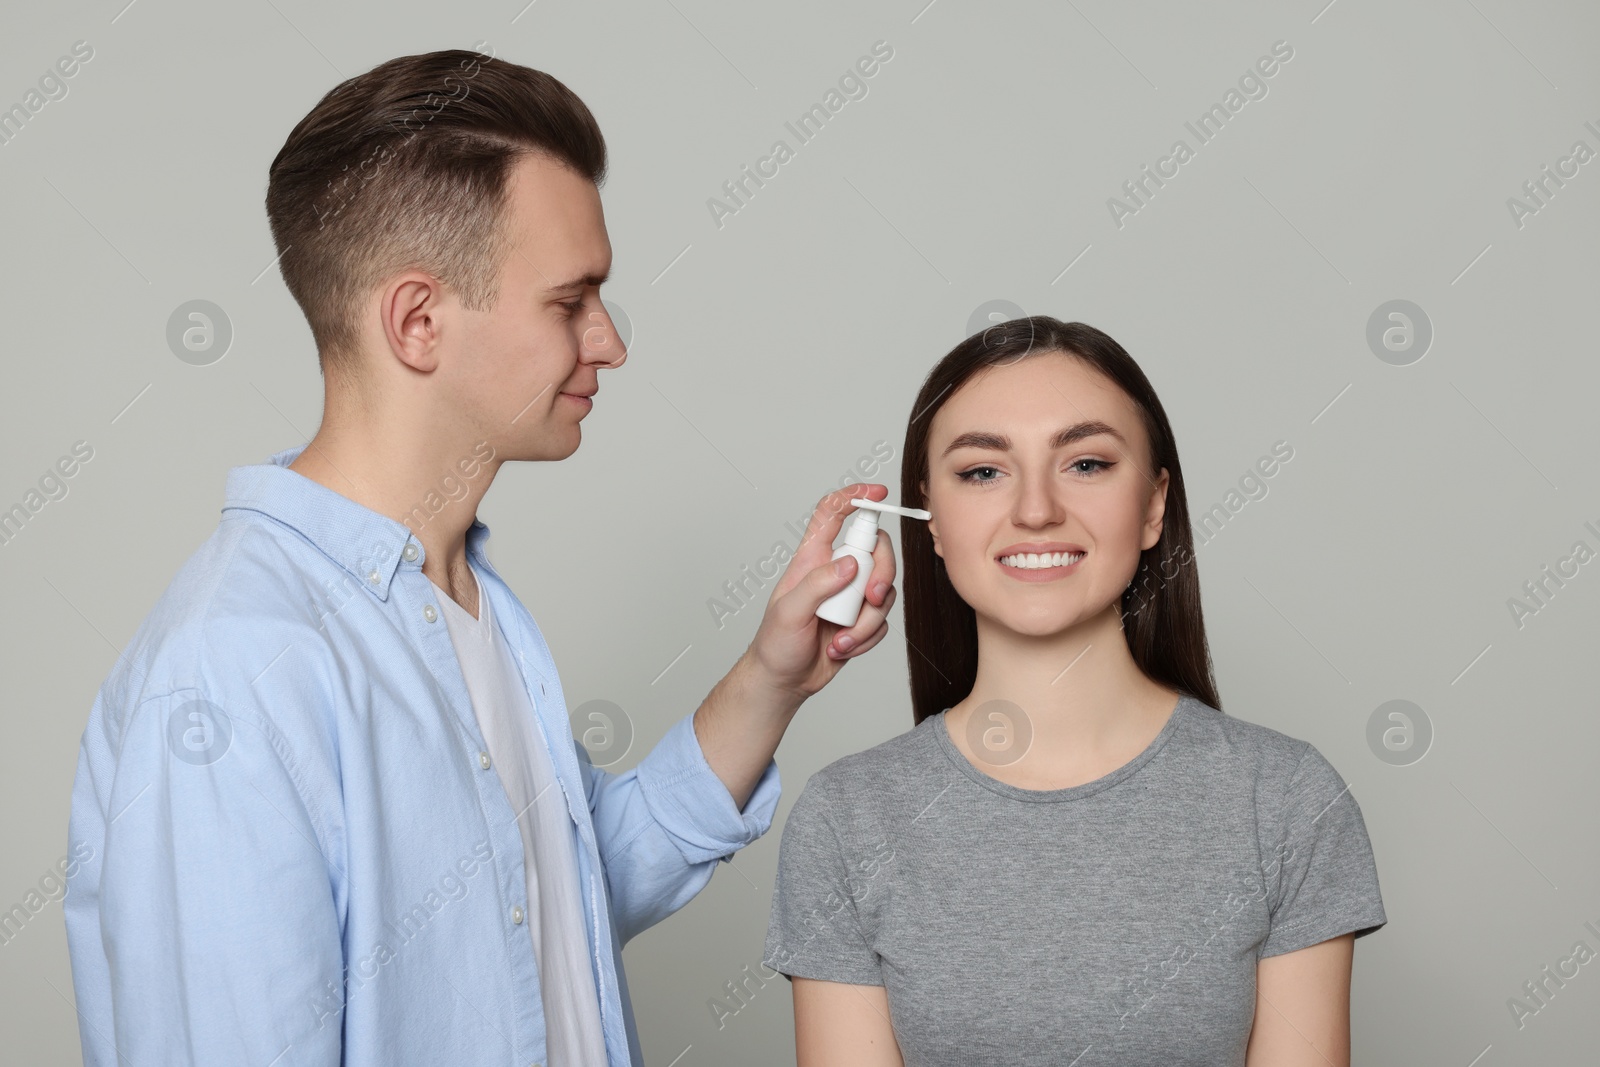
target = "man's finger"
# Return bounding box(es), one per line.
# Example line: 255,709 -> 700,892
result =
861,528 -> 897,606
832,620 -> 890,659
790,483 -> 888,576
774,553 -> 861,632
832,585 -> 895,653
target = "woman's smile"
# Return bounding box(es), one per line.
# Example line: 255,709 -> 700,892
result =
996,549 -> 1086,582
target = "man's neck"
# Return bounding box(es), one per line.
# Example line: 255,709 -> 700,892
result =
288,419 -> 498,615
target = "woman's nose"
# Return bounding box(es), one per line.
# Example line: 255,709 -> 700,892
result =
1012,486 -> 1069,530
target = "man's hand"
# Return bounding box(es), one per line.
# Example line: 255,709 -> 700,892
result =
744,482 -> 900,699
692,483 -> 901,810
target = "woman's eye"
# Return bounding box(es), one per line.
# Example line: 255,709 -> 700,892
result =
956,460 -> 1111,484
955,466 -> 1001,485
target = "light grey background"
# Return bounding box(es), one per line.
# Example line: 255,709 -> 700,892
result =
3,0 -> 1596,1063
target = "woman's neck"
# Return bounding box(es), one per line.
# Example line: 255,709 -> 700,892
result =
945,604 -> 1180,786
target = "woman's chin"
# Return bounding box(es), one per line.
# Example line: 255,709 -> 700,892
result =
979,604 -> 1106,641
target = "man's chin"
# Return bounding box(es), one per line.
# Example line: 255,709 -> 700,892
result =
501,432 -> 581,464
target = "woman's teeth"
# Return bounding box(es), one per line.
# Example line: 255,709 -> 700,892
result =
999,552 -> 1084,569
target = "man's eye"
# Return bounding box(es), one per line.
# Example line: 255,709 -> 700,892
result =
559,299 -> 584,315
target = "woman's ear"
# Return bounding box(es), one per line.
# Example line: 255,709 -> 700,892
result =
1142,467 -> 1170,551
921,480 -> 943,558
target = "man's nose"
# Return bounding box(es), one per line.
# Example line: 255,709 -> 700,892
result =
580,308 -> 627,367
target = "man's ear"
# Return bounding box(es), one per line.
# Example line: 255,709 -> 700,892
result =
381,271 -> 448,374
921,479 -> 942,559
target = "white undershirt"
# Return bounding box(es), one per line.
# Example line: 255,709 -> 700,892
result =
431,567 -> 608,1066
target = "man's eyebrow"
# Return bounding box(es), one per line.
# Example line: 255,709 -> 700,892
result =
543,269 -> 611,292
939,420 -> 1126,458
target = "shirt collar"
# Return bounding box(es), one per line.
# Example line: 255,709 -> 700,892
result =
221,444 -> 492,603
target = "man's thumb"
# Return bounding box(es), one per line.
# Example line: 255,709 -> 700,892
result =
815,554 -> 858,600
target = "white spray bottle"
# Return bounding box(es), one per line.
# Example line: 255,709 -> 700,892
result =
816,498 -> 932,627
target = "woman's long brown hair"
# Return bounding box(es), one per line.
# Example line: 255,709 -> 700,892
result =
898,316 -> 1221,725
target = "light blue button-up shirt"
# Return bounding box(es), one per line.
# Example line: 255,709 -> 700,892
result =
64,444 -> 782,1066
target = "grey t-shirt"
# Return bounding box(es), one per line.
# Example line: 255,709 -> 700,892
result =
762,693 -> 1386,1066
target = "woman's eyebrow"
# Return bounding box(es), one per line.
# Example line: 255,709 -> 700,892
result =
940,420 -> 1125,458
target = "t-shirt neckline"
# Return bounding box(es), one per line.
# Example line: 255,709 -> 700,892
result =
429,567 -> 488,632
931,693 -> 1193,803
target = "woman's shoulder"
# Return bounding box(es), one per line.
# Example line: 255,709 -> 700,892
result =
792,714 -> 945,825
1178,696 -> 1319,766
1175,695 -> 1355,804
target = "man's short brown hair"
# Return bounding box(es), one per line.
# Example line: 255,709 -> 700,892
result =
265,49 -> 607,378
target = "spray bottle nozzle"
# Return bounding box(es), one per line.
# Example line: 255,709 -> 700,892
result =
815,498 -> 933,627
847,498 -> 932,521
836,498 -> 932,550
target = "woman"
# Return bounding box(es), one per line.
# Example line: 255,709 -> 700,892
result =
763,317 -> 1386,1066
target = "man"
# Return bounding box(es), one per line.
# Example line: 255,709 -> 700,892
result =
63,48 -> 898,1066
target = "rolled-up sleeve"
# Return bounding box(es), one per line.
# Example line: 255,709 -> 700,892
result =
586,711 -> 780,945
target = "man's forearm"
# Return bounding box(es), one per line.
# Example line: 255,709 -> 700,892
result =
693,651 -> 804,811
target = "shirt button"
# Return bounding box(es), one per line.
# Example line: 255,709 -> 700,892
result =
403,543 -> 419,562
479,751 -> 491,770
367,569 -> 380,585
423,604 -> 438,623
512,906 -> 524,925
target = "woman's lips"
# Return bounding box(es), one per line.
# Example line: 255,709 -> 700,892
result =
996,553 -> 1084,583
